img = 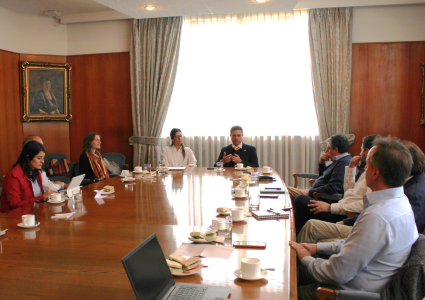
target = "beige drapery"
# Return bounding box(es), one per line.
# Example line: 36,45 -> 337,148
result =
130,17 -> 183,166
308,8 -> 353,150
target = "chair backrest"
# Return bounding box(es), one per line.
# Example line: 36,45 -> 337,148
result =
381,233 -> 425,299
44,153 -> 69,169
102,152 -> 126,170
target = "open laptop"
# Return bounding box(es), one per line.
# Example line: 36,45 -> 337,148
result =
59,174 -> 85,198
122,234 -> 231,300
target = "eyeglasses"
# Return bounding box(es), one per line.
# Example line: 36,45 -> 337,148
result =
174,135 -> 183,138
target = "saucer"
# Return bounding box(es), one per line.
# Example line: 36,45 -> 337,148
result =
189,237 -> 213,243
121,178 -> 135,182
133,171 -> 144,174
218,211 -> 231,216
18,221 -> 40,229
101,190 -> 115,195
47,199 -> 66,204
261,171 -> 272,175
234,269 -> 267,281
232,195 -> 248,199
231,217 -> 248,223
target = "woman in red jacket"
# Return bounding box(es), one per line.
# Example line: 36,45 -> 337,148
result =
0,141 -> 55,213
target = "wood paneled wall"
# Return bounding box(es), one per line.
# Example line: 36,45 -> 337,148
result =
350,42 -> 425,154
67,53 -> 133,167
0,50 -> 23,176
19,54 -> 70,159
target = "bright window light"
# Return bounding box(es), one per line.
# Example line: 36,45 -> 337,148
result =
162,11 -> 319,137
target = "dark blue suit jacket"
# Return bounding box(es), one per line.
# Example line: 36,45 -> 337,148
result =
215,144 -> 259,167
308,154 -> 352,197
343,172 -> 425,233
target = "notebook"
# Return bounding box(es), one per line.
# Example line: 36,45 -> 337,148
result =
252,210 -> 289,220
260,188 -> 286,194
59,174 -> 86,198
122,234 -> 231,300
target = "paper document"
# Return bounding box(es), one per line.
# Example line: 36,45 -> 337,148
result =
174,243 -> 234,259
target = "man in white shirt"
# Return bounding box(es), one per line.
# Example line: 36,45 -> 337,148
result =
290,137 -> 418,299
23,135 -> 68,191
296,135 -> 380,242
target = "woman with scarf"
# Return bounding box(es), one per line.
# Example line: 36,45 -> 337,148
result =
79,132 -> 109,182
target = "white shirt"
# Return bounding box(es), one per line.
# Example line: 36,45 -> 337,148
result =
161,146 -> 197,167
41,171 -> 62,191
232,142 -> 243,150
31,180 -> 42,197
303,187 -> 418,292
330,167 -> 371,215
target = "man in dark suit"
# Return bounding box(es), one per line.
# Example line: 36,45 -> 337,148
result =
215,125 -> 259,167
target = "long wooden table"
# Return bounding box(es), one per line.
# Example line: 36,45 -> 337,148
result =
0,167 -> 297,299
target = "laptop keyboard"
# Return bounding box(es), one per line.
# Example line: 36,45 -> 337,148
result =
168,285 -> 207,300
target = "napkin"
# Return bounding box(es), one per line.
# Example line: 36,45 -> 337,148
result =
51,212 -> 75,219
0,229 -> 7,236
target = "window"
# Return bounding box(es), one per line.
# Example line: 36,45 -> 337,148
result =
162,10 -> 318,137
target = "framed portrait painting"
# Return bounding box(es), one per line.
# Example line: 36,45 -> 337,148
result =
20,61 -> 72,122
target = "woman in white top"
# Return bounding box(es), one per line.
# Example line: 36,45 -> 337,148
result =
161,128 -> 197,167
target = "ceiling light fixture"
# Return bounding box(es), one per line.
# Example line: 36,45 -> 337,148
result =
255,0 -> 266,2
145,5 -> 156,10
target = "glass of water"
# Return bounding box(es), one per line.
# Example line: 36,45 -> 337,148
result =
143,164 -> 151,171
218,219 -> 232,238
158,160 -> 166,175
216,162 -> 224,171
250,172 -> 259,181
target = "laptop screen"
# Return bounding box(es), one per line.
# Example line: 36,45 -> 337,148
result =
122,234 -> 175,300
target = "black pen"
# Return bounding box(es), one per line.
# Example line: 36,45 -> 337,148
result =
265,187 -> 281,190
267,209 -> 281,215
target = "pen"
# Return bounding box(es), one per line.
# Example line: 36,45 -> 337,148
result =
265,187 -> 281,190
267,209 -> 281,215
260,195 -> 279,198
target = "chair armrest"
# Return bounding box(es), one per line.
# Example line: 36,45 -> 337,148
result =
313,193 -> 342,202
316,288 -> 381,300
309,179 -> 317,186
293,173 -> 320,188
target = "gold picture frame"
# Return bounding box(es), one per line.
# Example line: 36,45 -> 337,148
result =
20,61 -> 72,122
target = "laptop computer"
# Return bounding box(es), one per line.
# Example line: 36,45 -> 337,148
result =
59,174 -> 85,198
122,234 -> 231,300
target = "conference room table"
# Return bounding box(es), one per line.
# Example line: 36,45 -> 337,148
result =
0,167 -> 297,299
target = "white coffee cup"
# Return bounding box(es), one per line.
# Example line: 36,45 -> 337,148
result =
134,166 -> 142,172
232,207 -> 244,221
49,193 -> 61,203
121,170 -> 129,176
263,166 -> 271,173
241,258 -> 261,279
22,214 -> 35,226
212,218 -> 219,231
235,163 -> 244,170
234,188 -> 246,198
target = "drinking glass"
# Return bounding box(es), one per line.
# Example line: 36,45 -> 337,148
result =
218,219 -> 232,238
215,162 -> 224,171
143,164 -> 151,171
250,172 -> 259,181
158,160 -> 166,175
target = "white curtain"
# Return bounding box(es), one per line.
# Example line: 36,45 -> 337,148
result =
161,135 -> 320,188
161,10 -> 321,188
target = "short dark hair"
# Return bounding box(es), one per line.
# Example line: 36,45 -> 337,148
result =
329,134 -> 350,153
401,140 -> 425,177
230,125 -> 243,134
371,137 -> 413,188
14,140 -> 46,182
362,134 -> 382,150
23,134 -> 39,147
82,132 -> 101,153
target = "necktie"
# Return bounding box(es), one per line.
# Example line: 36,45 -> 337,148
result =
234,146 -> 239,151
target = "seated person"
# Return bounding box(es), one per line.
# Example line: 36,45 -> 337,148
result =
215,125 -> 259,168
290,137 -> 418,298
23,134 -> 68,191
298,139 -> 425,243
79,132 -> 109,181
1,141 -> 56,212
293,135 -> 380,234
161,128 -> 197,167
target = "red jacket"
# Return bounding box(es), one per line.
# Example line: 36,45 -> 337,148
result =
0,164 -> 44,213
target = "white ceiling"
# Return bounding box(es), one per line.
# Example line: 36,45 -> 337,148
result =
0,0 -> 424,23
